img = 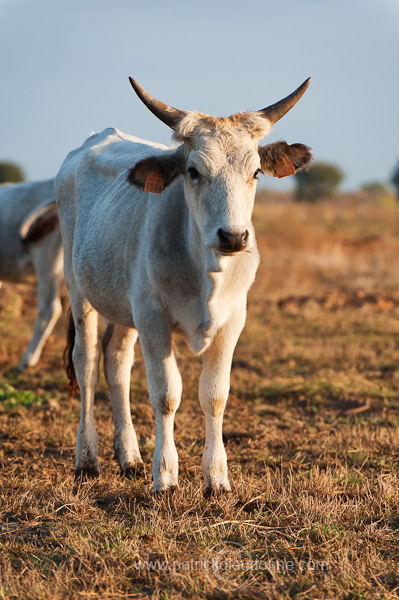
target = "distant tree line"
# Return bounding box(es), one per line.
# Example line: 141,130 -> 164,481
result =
0,161 -> 25,184
293,160 -> 399,203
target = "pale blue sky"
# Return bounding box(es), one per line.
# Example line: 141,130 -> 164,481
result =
0,0 -> 398,191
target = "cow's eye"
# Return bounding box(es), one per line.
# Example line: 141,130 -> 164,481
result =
253,169 -> 262,180
188,167 -> 200,181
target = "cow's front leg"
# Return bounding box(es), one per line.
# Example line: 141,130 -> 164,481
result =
199,307 -> 246,496
139,319 -> 182,492
102,323 -> 143,476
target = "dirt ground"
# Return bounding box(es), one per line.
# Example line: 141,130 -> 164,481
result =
1,198 -> 399,599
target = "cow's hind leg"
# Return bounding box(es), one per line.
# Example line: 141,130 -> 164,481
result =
66,297 -> 101,480
102,322 -> 144,477
18,237 -> 63,370
199,307 -> 247,497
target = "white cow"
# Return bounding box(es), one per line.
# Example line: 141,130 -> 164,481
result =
0,179 -> 63,371
55,78 -> 311,494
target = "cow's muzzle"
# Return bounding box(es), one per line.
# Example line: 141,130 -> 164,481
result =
217,229 -> 249,254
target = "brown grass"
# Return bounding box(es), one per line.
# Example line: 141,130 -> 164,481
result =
1,198 -> 399,599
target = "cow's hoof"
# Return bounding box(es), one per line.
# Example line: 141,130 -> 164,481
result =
153,485 -> 178,497
203,485 -> 232,500
121,462 -> 145,479
74,467 -> 100,483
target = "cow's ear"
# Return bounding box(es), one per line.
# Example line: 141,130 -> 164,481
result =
127,147 -> 186,193
259,141 -> 312,178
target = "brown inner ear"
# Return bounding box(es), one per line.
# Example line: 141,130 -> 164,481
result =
259,141 -> 312,178
274,155 -> 296,178
128,160 -> 162,188
127,150 -> 186,192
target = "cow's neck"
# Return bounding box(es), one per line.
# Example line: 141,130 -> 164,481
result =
165,182 -> 257,353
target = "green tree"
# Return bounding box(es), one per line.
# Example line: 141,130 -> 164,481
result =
391,161 -> 399,202
294,162 -> 344,202
361,181 -> 389,196
0,161 -> 25,184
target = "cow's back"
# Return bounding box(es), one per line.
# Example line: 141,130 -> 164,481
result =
56,128 -> 169,227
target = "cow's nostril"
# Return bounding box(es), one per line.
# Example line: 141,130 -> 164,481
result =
217,229 -> 229,245
217,229 -> 249,253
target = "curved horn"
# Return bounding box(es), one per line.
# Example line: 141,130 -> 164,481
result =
258,78 -> 311,125
129,77 -> 187,130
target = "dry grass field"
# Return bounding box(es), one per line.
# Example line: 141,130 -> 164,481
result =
1,197 -> 399,599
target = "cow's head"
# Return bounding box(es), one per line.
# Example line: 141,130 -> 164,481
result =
127,78 -> 312,255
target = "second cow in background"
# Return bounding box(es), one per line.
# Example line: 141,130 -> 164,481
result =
0,179 -> 63,370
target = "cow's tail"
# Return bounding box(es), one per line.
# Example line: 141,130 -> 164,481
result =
63,307 -> 79,403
